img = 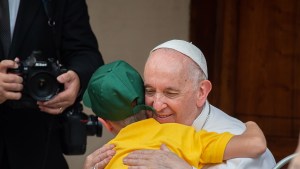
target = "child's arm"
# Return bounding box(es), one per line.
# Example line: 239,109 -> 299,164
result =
223,121 -> 267,160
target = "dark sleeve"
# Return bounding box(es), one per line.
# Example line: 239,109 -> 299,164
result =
58,0 -> 104,98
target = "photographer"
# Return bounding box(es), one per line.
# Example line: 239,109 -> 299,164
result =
0,0 -> 103,169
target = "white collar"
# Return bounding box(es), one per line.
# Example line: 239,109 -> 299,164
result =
192,100 -> 210,131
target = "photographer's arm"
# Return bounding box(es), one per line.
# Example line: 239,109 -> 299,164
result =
223,121 -> 267,160
37,70 -> 80,114
0,59 -> 23,103
38,0 -> 102,115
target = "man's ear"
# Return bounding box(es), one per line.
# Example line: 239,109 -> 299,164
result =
98,117 -> 113,132
196,80 -> 212,107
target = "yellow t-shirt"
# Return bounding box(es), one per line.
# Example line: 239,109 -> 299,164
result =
105,118 -> 233,169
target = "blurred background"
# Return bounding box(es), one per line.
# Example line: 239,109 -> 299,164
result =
65,0 -> 300,168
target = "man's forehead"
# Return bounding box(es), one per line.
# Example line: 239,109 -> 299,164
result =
144,68 -> 191,90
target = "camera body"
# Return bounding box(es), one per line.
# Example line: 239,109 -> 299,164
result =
61,102 -> 102,155
8,51 -> 66,101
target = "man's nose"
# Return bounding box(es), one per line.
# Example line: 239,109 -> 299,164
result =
152,94 -> 167,112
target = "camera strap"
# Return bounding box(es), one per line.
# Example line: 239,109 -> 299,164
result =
40,1 -> 62,168
41,0 -> 61,63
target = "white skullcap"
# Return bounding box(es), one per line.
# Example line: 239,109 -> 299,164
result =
151,39 -> 208,78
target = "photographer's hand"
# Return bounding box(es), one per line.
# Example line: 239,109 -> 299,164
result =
37,70 -> 80,114
0,59 -> 23,103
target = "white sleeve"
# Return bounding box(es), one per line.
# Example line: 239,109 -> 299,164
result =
202,149 -> 276,169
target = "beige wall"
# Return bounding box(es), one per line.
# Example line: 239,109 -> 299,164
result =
65,0 -> 190,168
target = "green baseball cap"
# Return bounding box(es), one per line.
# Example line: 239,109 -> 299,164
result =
83,60 -> 155,121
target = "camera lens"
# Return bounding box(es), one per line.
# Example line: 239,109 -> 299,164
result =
27,72 -> 60,101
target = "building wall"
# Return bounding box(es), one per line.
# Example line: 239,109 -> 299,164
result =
65,0 -> 190,168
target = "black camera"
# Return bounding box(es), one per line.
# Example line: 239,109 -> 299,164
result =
8,51 -> 66,101
8,51 -> 102,155
61,102 -> 102,155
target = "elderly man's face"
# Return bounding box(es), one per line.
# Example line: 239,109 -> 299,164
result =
143,49 -> 201,126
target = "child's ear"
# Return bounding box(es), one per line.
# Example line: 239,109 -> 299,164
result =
98,117 -> 113,132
